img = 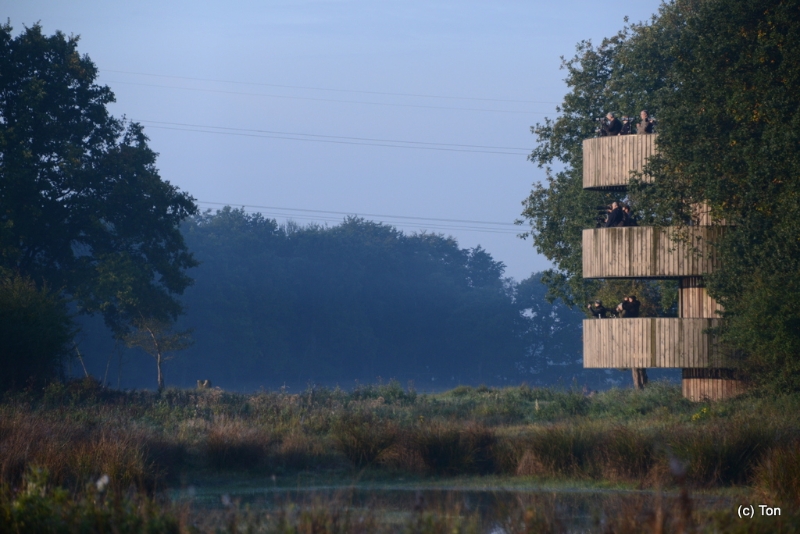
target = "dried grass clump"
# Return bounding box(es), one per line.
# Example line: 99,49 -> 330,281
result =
331,412 -> 398,468
0,411 -> 157,491
205,416 -> 273,470
669,418 -> 778,486
413,420 -> 496,475
508,423 -> 658,482
273,430 -> 342,471
753,440 -> 800,507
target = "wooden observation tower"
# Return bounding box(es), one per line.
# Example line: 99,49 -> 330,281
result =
581,134 -> 745,401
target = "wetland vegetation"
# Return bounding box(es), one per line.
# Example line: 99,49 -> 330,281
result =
2,379 -> 798,532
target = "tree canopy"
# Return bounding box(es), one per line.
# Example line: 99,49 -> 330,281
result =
76,210 -> 604,391
0,23 -> 197,333
176,209 -> 542,388
519,0 -> 800,391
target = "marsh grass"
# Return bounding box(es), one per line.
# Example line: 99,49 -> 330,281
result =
411,420 -> 496,475
753,440 -> 800,508
2,379 -> 799,505
331,411 -> 399,468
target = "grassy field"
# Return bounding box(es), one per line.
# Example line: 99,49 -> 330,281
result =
1,378 -> 798,532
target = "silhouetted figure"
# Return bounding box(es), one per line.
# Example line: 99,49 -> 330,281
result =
600,112 -> 622,136
587,300 -> 609,318
620,116 -> 633,135
605,202 -> 624,227
622,205 -> 638,226
616,295 -> 641,318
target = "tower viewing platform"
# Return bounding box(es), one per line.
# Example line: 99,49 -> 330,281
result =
581,133 -> 743,401
582,226 -> 724,279
583,134 -> 657,190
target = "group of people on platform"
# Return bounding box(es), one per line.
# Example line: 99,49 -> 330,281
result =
599,201 -> 638,228
586,295 -> 641,319
598,110 -> 655,136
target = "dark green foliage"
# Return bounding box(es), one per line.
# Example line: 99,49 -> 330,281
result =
0,23 -> 197,334
0,274 -> 74,391
520,0 -> 800,391
162,208 -> 586,389
517,12 -> 684,314
0,469 -> 180,534
631,0 -> 800,392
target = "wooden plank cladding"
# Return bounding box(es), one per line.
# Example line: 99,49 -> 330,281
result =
582,318 -> 734,368
582,226 -> 724,279
679,277 -> 723,318
682,378 -> 747,401
582,134 -> 657,189
682,369 -> 747,401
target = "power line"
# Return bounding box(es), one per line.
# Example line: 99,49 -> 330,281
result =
143,124 -> 529,155
104,79 -> 551,115
196,201 -> 519,227
197,208 -> 521,235
195,202 -> 523,235
137,119 -> 531,152
103,68 -> 559,105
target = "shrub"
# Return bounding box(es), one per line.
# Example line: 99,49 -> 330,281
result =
0,275 -> 74,392
331,412 -> 398,468
413,420 -> 496,475
0,468 -> 181,534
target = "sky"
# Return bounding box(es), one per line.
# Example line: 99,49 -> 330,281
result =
6,1 -> 663,281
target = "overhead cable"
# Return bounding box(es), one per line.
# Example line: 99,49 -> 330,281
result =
103,68 -> 559,105
196,201 -> 519,226
195,203 -> 522,235
137,119 -> 531,152
143,123 -> 529,155
103,80 -> 550,115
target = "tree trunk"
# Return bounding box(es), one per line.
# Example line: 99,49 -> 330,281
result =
157,352 -> 164,391
632,368 -> 648,390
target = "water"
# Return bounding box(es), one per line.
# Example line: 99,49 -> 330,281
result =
173,480 -> 733,531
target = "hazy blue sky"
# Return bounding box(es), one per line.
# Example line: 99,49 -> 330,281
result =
7,1 -> 663,281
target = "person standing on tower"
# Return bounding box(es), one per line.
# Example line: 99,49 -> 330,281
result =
600,112 -> 622,136
636,110 -> 655,134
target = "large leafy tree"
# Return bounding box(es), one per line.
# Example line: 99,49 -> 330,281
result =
518,10 -> 680,313
0,23 -> 197,335
634,0 -> 800,392
520,0 -> 800,391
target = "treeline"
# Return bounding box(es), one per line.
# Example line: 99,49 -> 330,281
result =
78,208 -> 626,391
0,24 -> 622,393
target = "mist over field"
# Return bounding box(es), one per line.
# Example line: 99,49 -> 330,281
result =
75,208 -> 677,392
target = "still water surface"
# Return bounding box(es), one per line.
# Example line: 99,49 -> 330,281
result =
174,481 -> 733,531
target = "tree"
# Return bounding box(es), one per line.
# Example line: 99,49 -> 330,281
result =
172,210 -> 535,388
517,11 -> 679,312
123,316 -> 192,391
0,273 -> 74,391
520,0 -> 800,391
0,23 -> 197,337
630,0 -> 800,392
